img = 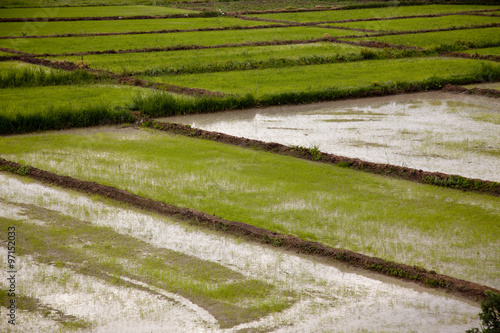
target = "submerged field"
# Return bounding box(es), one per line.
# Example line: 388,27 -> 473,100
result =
1,1 -> 499,331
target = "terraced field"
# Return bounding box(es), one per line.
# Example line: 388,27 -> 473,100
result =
1,1 -> 499,332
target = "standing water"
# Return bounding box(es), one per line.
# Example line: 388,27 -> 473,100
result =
162,92 -> 500,182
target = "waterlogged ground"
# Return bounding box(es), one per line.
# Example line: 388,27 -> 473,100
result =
162,91 -> 500,182
0,173 -> 481,332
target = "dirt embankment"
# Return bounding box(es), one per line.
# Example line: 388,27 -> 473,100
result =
0,157 -> 498,303
443,83 -> 500,97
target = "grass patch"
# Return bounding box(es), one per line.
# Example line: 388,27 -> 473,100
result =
140,58 -> 497,98
251,5 -> 499,23
0,5 -> 196,18
328,14 -> 500,32
0,128 -> 499,287
0,26 -> 364,55
0,16 -> 277,38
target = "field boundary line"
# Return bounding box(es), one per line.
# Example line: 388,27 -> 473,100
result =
0,157 -> 498,303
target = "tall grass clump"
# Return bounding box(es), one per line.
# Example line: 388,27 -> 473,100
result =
132,91 -> 257,118
0,104 -> 134,135
0,67 -> 100,88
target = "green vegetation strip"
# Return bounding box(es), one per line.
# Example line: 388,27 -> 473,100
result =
0,63 -> 101,88
0,208 -> 291,328
0,27 -> 360,55
250,5 -> 499,23
140,58 -> 497,97
0,17 -> 279,38
462,46 -> 500,56
0,129 -> 498,291
352,27 -> 500,50
57,43 -> 395,76
328,14 -> 500,32
0,5 -> 196,19
0,84 -> 138,134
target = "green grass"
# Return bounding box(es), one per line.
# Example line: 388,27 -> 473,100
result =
0,207 -> 292,328
140,57 -> 493,97
328,14 -> 500,32
251,5 -> 499,23
0,5 -> 196,18
54,43 -> 373,75
1,128 -> 498,287
352,27 -> 500,49
462,46 -> 500,56
0,16 -> 278,37
1,26 -> 364,55
0,84 -> 141,133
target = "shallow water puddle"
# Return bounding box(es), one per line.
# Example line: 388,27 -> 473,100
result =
0,173 -> 481,332
162,91 -> 500,182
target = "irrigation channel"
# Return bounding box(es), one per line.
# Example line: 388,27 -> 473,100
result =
161,91 -> 500,182
0,173 -> 482,332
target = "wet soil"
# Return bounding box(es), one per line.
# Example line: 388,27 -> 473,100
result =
1,157 -> 498,302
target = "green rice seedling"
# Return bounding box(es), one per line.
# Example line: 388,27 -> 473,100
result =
1,129 -> 498,287
0,84 -> 142,134
352,27 -> 500,50
141,58 -> 496,98
0,17 -> 278,38
0,65 -> 101,88
0,27 -> 365,55
53,43 -> 370,75
0,5 -> 196,19
328,15 -> 500,32
251,5 -> 499,23
0,206 -> 293,328
462,46 -> 500,56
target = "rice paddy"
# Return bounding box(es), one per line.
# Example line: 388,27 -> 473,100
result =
1,1 -> 499,331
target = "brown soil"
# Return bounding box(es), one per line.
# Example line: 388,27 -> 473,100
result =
442,83 -> 500,98
0,157 -> 497,303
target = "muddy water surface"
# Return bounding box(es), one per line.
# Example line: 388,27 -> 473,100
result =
162,92 -> 500,182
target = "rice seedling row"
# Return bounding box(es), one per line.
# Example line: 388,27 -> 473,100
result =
327,14 -> 500,32
0,172 -> 485,332
0,16 -> 282,38
138,57 -> 497,98
0,5 -> 196,19
52,43 -> 388,75
0,26 -> 363,55
249,5 -> 500,23
1,127 -> 498,289
351,27 -> 500,50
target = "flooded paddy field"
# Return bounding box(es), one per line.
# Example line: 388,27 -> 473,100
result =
162,91 -> 500,182
0,173 -> 482,332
